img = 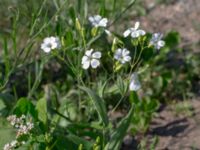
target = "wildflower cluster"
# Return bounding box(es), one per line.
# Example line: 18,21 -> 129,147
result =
3,140 -> 18,150
7,115 -> 34,138
4,115 -> 34,150
40,15 -> 165,92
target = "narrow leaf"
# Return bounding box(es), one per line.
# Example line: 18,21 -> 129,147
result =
105,105 -> 134,150
67,134 -> 93,150
79,86 -> 109,126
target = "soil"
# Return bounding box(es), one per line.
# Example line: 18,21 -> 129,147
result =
140,0 -> 200,50
122,99 -> 200,150
148,99 -> 200,150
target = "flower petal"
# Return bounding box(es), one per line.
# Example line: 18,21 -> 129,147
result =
131,31 -> 140,38
120,60 -> 126,64
91,59 -> 100,68
88,16 -> 95,22
123,29 -> 131,37
129,73 -> 141,91
99,18 -> 108,27
51,42 -> 58,49
124,56 -> 131,62
157,40 -> 165,47
81,56 -> 89,64
114,49 -> 122,60
129,80 -> 141,91
134,21 -> 140,30
93,15 -> 102,22
138,30 -> 146,36
43,47 -> 51,53
92,51 -> 102,59
85,49 -> 93,57
122,48 -> 130,56
82,60 -> 90,70
43,37 -> 51,44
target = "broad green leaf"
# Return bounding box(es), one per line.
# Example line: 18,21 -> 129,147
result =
36,98 -> 47,125
13,98 -> 37,118
165,31 -> 180,48
79,86 -> 109,126
105,105 -> 134,150
141,47 -> 154,62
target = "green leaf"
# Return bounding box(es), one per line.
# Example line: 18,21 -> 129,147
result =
0,93 -> 15,108
67,134 -> 93,150
69,6 -> 76,24
79,86 -> 109,126
129,91 -> 139,104
36,98 -> 47,125
13,98 -> 37,118
116,76 -> 127,95
141,47 -> 154,62
105,105 -> 134,150
165,31 -> 180,48
3,38 -> 10,77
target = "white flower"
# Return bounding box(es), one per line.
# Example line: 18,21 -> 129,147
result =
7,115 -> 18,126
3,144 -> 11,150
123,21 -> 146,38
7,115 -> 34,138
21,141 -> 26,145
81,49 -> 102,69
89,15 -> 108,27
10,140 -> 17,147
150,33 -> 165,50
41,36 -> 61,53
16,121 -> 34,138
114,48 -> 131,64
129,73 -> 141,91
3,140 -> 18,150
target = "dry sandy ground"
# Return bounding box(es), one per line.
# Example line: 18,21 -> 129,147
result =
149,99 -> 200,150
140,0 -> 200,50
122,99 -> 200,150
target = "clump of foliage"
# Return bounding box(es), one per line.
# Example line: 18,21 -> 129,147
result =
3,0 -> 197,150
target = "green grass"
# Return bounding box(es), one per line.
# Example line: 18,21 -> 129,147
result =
0,117 -> 15,147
